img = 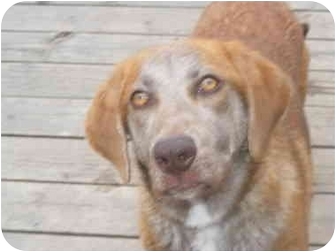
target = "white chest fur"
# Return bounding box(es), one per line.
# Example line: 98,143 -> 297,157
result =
185,202 -> 221,250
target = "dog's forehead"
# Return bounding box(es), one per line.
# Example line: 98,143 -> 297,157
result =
138,45 -> 205,85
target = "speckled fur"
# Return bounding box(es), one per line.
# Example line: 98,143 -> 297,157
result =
85,2 -> 312,250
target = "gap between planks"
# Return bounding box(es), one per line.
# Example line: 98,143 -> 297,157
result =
2,229 -> 138,239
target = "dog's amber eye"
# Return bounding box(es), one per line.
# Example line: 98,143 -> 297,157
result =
198,77 -> 220,94
131,91 -> 150,108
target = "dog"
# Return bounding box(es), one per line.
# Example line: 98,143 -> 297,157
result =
85,2 -> 312,250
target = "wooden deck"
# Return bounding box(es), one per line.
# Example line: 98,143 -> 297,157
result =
1,1 -> 334,250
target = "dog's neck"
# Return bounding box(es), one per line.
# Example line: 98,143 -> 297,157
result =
151,167 -> 249,250
183,202 -> 222,250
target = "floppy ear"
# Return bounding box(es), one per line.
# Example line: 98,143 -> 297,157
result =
225,42 -> 291,161
85,63 -> 136,183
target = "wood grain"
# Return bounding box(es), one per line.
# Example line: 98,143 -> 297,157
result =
305,106 -> 335,147
2,97 -> 88,137
1,32 -> 179,64
1,137 -> 122,185
310,194 -> 335,246
309,71 -> 335,83
1,63 -> 111,98
1,182 -> 139,236
311,148 -> 335,193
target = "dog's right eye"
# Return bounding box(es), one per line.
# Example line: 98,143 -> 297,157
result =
130,91 -> 150,108
196,76 -> 222,96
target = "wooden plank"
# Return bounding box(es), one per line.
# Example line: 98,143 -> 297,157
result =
1,63 -> 112,98
2,5 -> 333,39
0,235 -> 328,252
2,137 -> 334,193
308,40 -> 335,71
1,32 -> 180,64
309,71 -> 335,83
310,194 -> 335,245
305,106 -> 335,147
289,2 -> 329,11
1,137 -> 123,185
311,148 -> 335,193
1,182 -> 334,245
307,71 -> 335,104
1,62 -> 334,99
3,232 -> 142,251
1,6 -> 201,35
306,93 -> 334,107
1,182 -> 139,236
310,245 -> 323,251
297,11 -> 334,39
1,32 -> 334,70
0,233 -> 328,251
19,1 -> 329,11
1,97 -> 88,137
2,97 -> 334,146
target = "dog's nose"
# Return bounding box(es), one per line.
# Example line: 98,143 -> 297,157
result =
153,135 -> 197,174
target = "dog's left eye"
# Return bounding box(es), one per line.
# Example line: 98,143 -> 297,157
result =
197,76 -> 221,95
131,91 -> 150,108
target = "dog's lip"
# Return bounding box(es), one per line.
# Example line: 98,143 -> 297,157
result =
163,182 -> 209,196
169,182 -> 202,191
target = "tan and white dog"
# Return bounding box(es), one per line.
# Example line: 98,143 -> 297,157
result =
86,2 -> 312,250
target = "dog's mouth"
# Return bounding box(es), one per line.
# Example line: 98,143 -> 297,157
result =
142,160 -> 219,201
159,175 -> 213,200
166,182 -> 203,193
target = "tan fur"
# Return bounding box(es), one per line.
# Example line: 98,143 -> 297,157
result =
192,2 -> 309,101
85,2 -> 312,250
85,48 -> 158,182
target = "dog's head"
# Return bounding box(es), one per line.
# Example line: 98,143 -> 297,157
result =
86,40 -> 291,201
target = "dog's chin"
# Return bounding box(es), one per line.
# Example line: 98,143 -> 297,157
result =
157,182 -> 214,201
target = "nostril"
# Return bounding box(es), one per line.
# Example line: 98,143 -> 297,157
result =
177,152 -> 187,161
184,156 -> 195,165
156,156 -> 169,166
177,151 -> 194,163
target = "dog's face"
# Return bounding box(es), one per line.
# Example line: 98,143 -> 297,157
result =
86,39 -> 291,202
127,44 -> 248,200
